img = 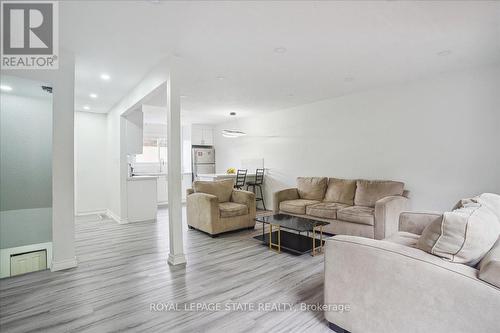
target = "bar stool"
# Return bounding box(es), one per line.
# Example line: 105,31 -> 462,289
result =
246,168 -> 266,210
234,169 -> 247,190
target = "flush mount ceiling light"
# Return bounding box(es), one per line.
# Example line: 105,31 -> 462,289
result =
0,85 -> 13,92
83,105 -> 90,111
437,50 -> 452,56
274,47 -> 287,53
90,93 -> 98,99
100,73 -> 111,81
222,129 -> 246,138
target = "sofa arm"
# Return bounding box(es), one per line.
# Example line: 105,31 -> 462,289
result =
324,235 -> 500,333
273,188 -> 299,213
186,188 -> 194,196
186,193 -> 219,233
232,189 -> 256,219
479,238 -> 500,289
398,212 -> 442,235
374,196 -> 410,240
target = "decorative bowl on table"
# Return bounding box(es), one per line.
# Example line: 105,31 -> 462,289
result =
226,168 -> 236,174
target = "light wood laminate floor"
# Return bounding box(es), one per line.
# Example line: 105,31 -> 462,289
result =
0,208 -> 331,333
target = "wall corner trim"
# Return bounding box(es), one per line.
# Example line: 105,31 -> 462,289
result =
106,209 -> 129,224
51,257 -> 77,272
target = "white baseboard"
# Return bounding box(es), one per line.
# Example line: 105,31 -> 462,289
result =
0,242 -> 53,278
168,253 -> 187,266
75,209 -> 107,217
51,257 -> 78,272
106,209 -> 129,224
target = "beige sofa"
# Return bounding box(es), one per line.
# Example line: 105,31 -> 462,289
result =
186,179 -> 256,236
324,196 -> 500,333
274,177 -> 410,240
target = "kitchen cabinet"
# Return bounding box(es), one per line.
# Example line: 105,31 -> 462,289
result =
191,124 -> 214,146
125,109 -> 143,155
156,173 -> 193,205
127,176 -> 157,222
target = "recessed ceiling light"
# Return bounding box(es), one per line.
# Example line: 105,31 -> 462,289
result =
89,93 -> 98,99
0,85 -> 13,92
216,76 -> 225,80
100,73 -> 111,81
274,47 -> 287,53
180,95 -> 187,98
437,50 -> 452,56
83,105 -> 90,111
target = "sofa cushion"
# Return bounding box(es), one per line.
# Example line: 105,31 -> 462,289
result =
354,180 -> 405,207
471,193 -> 500,221
478,238 -> 500,288
193,179 -> 234,203
306,202 -> 349,220
337,206 -> 375,226
417,202 -> 500,266
324,178 -> 357,205
385,231 -> 420,248
219,202 -> 248,218
280,199 -> 320,215
296,177 -> 328,200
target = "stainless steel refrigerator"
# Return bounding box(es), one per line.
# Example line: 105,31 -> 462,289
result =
192,147 -> 215,179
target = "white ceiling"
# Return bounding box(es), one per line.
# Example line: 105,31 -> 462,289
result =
1,75 -> 52,100
62,1 -> 500,123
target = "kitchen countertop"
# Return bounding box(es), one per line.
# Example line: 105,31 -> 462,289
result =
127,175 -> 158,181
197,173 -> 256,177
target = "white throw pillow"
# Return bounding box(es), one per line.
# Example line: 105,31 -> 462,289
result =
417,201 -> 500,266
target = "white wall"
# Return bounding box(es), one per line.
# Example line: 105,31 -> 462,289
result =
0,92 -> 52,249
75,112 -> 108,214
1,50 -> 77,271
215,65 -> 500,211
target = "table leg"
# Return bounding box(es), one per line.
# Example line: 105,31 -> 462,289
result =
269,224 -> 281,253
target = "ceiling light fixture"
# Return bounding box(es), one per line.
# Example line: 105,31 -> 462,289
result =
90,93 -> 98,99
222,129 -> 246,138
100,73 -> 111,81
344,77 -> 355,82
83,105 -> 90,111
274,47 -> 287,53
180,95 -> 187,98
216,76 -> 225,80
222,112 -> 246,138
437,50 -> 452,56
0,85 -> 13,92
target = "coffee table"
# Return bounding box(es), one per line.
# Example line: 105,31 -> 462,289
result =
254,214 -> 330,256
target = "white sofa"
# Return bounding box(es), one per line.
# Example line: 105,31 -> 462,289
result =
324,198 -> 500,333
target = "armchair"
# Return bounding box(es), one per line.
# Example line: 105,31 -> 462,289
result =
187,179 -> 256,236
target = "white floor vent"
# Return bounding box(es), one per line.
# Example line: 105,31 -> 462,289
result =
10,250 -> 47,277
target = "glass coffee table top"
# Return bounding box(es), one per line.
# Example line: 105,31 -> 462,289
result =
254,214 -> 330,256
255,213 -> 329,232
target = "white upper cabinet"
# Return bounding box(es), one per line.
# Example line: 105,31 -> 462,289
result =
125,109 -> 143,155
191,124 -> 214,146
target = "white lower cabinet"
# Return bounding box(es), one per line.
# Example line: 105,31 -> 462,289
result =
157,176 -> 168,205
156,173 -> 193,205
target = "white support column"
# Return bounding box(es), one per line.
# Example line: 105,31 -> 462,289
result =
166,71 -> 187,266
